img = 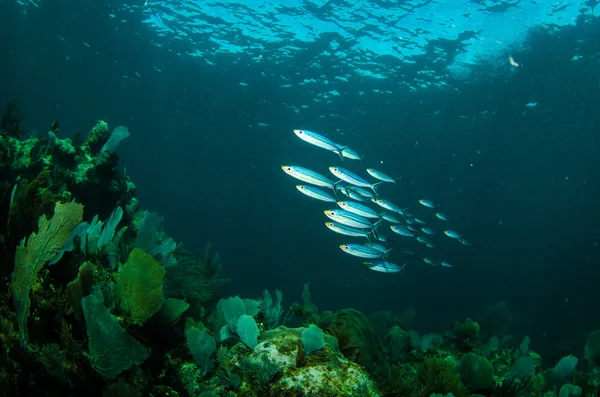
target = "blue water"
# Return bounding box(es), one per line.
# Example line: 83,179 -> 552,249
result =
2,0 -> 600,363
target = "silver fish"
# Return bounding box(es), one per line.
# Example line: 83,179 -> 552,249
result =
325,222 -> 375,240
337,201 -> 380,219
365,242 -> 393,254
282,166 -> 336,188
366,168 -> 401,185
443,230 -> 462,239
293,129 -> 344,159
347,186 -> 375,199
324,209 -> 375,229
418,199 -> 438,209
459,238 -> 472,246
296,185 -> 337,202
337,186 -> 367,202
421,227 -> 435,235
373,199 -> 409,216
435,212 -> 450,221
340,244 -> 385,259
416,236 -> 430,244
329,167 -> 382,194
440,260 -> 453,268
364,260 -> 405,274
341,148 -> 363,162
382,212 -> 401,224
390,225 -> 415,238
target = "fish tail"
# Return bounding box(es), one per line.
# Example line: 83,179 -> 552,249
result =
394,177 -> 402,186
370,227 -> 380,242
334,151 -> 344,161
359,155 -> 365,167
371,182 -> 384,196
400,262 -> 407,276
332,186 -> 341,200
373,219 -> 383,230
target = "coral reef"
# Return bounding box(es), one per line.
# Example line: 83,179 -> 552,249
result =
1,110 -> 599,397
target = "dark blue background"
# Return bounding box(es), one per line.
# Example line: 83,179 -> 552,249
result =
1,1 -> 599,362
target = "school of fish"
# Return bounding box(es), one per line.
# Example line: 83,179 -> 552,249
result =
282,129 -> 471,274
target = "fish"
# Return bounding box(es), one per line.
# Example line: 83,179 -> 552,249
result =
418,199 -> 439,209
365,242 -> 393,254
347,186 -> 375,199
324,209 -> 376,229
435,212 -> 450,221
325,222 -> 375,240
293,129 -> 345,159
366,168 -> 401,185
337,186 -> 367,202
296,185 -> 337,202
416,236 -> 431,244
401,249 -> 415,255
341,148 -> 364,162
390,225 -> 415,238
340,244 -> 385,259
376,235 -> 396,244
443,230 -> 462,239
425,242 -> 438,249
337,201 -> 380,219
364,260 -> 406,274
372,199 -> 409,215
421,227 -> 435,235
413,218 -> 427,225
440,260 -> 453,268
459,238 -> 472,246
282,166 -> 337,188
423,257 -> 437,265
382,212 -> 401,224
329,167 -> 382,195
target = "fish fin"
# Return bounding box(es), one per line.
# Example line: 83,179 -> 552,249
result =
332,186 -> 341,200
371,182 -> 385,196
401,207 -> 411,219
371,227 -> 380,242
384,248 -> 394,255
373,219 -> 383,230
